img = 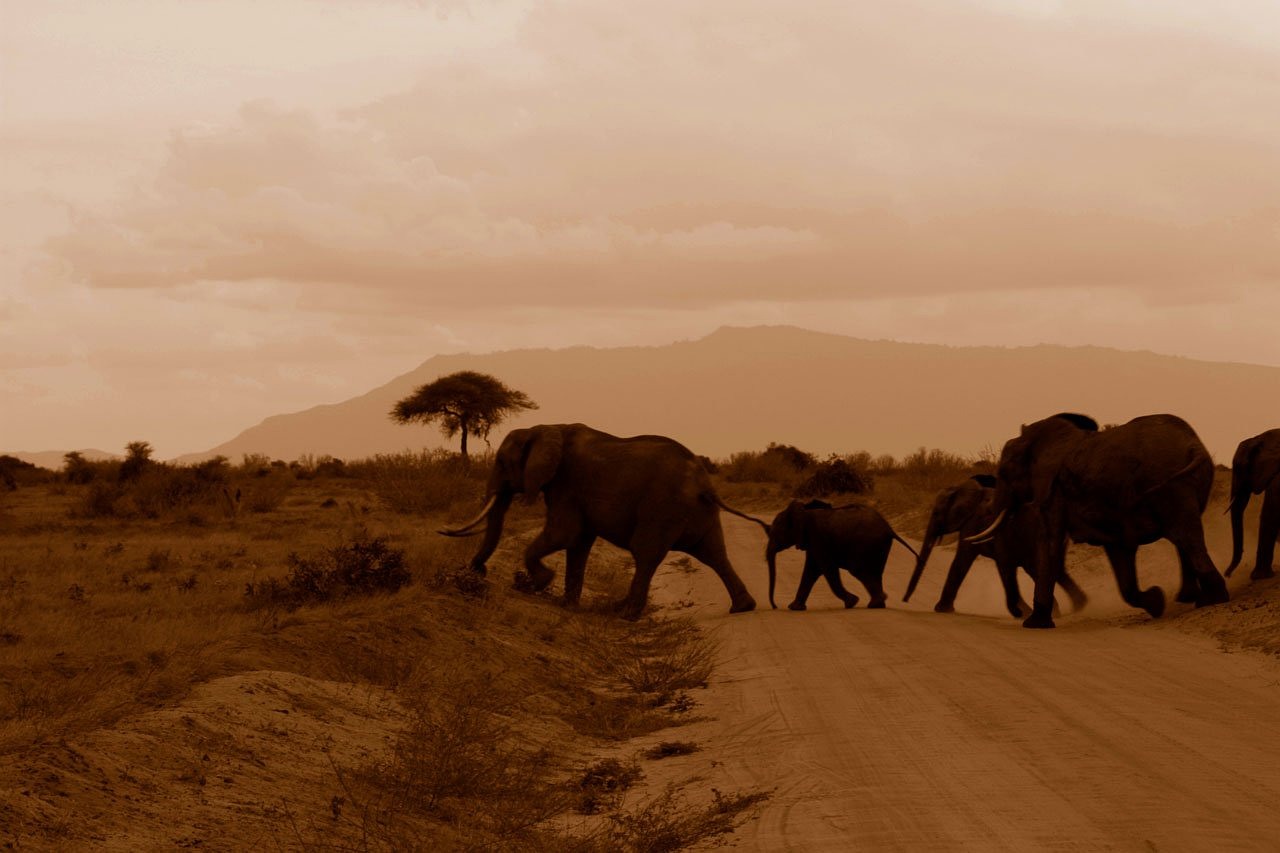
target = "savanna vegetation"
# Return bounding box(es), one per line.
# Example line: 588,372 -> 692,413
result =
0,432 -> 999,849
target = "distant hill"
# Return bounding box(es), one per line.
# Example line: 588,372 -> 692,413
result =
174,326 -> 1279,465
6,449 -> 120,471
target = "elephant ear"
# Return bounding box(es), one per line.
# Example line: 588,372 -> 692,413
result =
1050,413 -> 1099,432
970,474 -> 997,488
522,426 -> 564,505
802,499 -> 832,510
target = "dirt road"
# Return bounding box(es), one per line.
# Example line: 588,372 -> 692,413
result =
650,515 -> 1280,851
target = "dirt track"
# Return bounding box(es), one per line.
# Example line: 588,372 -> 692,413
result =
651,515 -> 1280,851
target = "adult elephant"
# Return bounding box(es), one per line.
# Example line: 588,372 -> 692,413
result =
439,423 -> 766,619
765,499 -> 918,611
971,413 -> 1228,629
1226,428 -> 1280,581
903,475 -> 1087,618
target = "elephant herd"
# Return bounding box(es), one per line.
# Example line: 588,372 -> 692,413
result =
441,417 -> 1280,629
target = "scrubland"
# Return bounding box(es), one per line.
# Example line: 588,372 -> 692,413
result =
8,440 -> 1261,849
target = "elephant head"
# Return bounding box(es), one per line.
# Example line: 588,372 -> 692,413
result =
765,499 -> 828,609
903,474 -> 995,602
439,425 -> 565,572
973,413 -> 1099,543
1227,431 -> 1280,576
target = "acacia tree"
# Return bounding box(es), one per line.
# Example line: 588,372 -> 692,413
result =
390,371 -> 538,459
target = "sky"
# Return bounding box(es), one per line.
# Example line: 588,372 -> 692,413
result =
2,0 -> 1279,457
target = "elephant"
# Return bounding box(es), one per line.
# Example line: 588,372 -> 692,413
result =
765,499 -> 918,611
438,423 -> 766,619
902,474 -> 1087,618
1226,428 -> 1280,581
973,413 -> 1229,629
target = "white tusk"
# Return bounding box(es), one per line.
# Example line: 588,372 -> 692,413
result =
965,508 -> 1007,543
437,494 -> 498,536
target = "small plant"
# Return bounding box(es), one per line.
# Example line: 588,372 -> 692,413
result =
795,455 -> 873,497
642,741 -> 699,760
603,785 -> 770,851
574,758 -> 644,815
244,536 -> 410,610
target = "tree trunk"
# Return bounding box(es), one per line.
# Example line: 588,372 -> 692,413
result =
459,417 -> 469,459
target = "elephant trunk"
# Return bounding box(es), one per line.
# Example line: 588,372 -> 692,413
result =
1226,481 -> 1251,577
766,540 -> 779,609
903,506 -> 945,602
467,492 -> 514,574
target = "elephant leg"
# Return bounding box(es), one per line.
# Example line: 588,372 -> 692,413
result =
1023,533 -> 1062,629
995,559 -> 1024,619
1173,549 -> 1201,603
935,547 -> 978,614
1167,524 -> 1229,606
562,535 -> 596,607
1105,543 -> 1165,618
685,525 -> 756,613
788,557 -> 824,611
522,527 -> 565,592
824,566 -> 859,609
616,548 -> 666,621
1251,489 -> 1279,579
860,544 -> 891,609
1056,568 -> 1088,612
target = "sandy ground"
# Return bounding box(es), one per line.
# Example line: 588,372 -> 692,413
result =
644,514 -> 1280,852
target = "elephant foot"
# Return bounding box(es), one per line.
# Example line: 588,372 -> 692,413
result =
866,598 -> 886,610
520,566 -> 555,593
729,594 -> 757,614
787,601 -> 807,611
1141,586 -> 1167,618
1067,590 -> 1088,612
1021,603 -> 1055,629
1007,600 -> 1027,619
1174,585 -> 1199,604
842,594 -> 860,609
560,594 -> 581,609
612,598 -> 645,621
468,561 -> 488,576
1250,566 -> 1276,581
933,601 -> 955,614
1194,577 -> 1230,607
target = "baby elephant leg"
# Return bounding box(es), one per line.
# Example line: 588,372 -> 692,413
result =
822,565 -> 859,609
789,557 -> 827,610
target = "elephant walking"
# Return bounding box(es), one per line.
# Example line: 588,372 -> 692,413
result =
440,423 -> 765,619
977,413 -> 1228,629
1227,429 -> 1280,581
903,475 -> 1087,618
765,499 -> 918,611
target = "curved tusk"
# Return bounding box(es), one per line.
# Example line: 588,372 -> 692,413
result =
968,534 -> 996,546
437,494 -> 498,536
1223,497 -> 1236,516
965,508 -> 1007,544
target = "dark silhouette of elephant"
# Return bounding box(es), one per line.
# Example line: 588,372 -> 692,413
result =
765,499 -> 918,611
975,413 -> 1228,629
903,474 -> 1087,618
439,423 -> 766,619
1226,428 -> 1280,581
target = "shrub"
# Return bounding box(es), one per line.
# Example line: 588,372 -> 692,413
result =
722,442 -> 816,484
574,758 -> 645,814
244,536 -> 410,609
795,456 -> 873,497
348,449 -> 489,514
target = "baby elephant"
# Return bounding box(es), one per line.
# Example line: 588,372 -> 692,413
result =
766,499 -> 919,610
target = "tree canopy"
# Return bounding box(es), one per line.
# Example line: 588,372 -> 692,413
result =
390,371 -> 538,458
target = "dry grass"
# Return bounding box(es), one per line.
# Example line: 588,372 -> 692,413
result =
0,459 -> 765,850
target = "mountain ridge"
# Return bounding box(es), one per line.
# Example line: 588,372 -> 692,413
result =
162,326 -> 1277,465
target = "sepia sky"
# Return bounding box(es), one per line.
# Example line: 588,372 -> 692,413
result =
3,0 -> 1279,456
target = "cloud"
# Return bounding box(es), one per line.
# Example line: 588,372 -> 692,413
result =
41,0 -> 1280,311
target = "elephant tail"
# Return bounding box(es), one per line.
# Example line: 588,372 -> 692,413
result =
891,529 -> 921,562
713,496 -> 772,533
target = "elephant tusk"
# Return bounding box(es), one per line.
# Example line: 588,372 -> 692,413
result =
1223,497 -> 1236,516
965,508 -> 1007,544
437,494 -> 498,536
968,534 -> 996,546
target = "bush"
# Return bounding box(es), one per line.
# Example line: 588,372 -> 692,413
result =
795,456 -> 873,497
76,457 -> 233,519
244,536 -> 410,609
722,442 -> 816,484
348,450 -> 489,514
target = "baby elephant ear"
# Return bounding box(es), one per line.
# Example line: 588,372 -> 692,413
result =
970,474 -> 997,488
522,426 -> 564,505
